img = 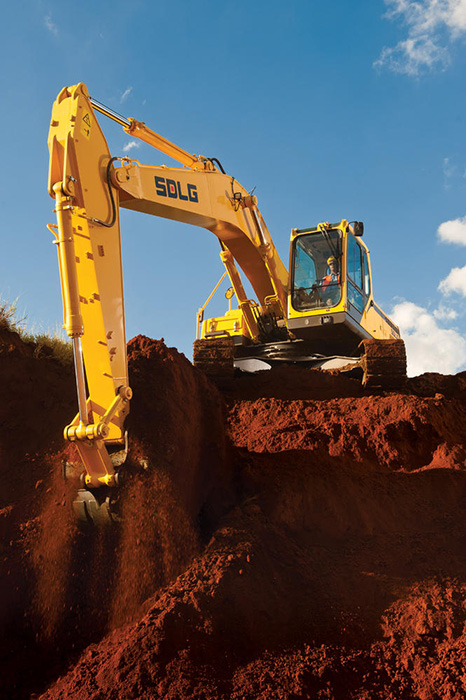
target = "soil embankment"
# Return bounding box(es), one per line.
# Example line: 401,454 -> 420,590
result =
1,328 -> 466,699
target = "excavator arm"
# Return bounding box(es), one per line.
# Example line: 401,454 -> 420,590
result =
48,83 -> 288,498
48,84 -> 131,491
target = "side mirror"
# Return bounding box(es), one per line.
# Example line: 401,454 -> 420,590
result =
353,221 -> 364,237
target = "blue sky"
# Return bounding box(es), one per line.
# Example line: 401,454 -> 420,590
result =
1,0 -> 466,375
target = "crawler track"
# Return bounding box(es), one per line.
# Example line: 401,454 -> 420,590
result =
193,337 -> 236,380
360,338 -> 407,389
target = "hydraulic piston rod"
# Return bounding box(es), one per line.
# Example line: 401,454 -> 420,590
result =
73,337 -> 88,424
89,96 -> 206,169
89,98 -> 131,128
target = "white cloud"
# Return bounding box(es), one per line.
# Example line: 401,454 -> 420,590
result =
44,14 -> 58,36
443,156 -> 454,177
446,0 -> 466,34
122,140 -> 140,153
391,300 -> 466,375
437,216 -> 466,245
442,156 -> 457,185
390,214 -> 466,375
438,264 -> 466,295
120,87 -> 133,103
374,36 -> 450,75
433,303 -> 458,319
375,0 -> 466,75
437,216 -> 466,296
385,0 -> 466,35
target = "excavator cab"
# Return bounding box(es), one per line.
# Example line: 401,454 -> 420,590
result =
284,221 -> 405,372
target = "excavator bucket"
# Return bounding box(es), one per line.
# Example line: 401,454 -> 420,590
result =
72,488 -> 118,526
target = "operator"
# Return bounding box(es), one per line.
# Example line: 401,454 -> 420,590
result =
321,256 -> 341,304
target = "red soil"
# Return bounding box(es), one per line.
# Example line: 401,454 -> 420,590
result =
1,328 -> 466,700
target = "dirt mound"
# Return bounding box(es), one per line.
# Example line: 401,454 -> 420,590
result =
0,327 -> 75,508
125,335 -> 235,528
38,463 -> 466,699
228,391 -> 466,472
2,328 -> 466,700
0,332 -> 234,699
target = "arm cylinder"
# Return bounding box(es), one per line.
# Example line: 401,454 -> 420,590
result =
53,183 -> 84,337
72,337 -> 88,424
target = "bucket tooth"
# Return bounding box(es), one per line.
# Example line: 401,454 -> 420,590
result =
72,488 -> 118,526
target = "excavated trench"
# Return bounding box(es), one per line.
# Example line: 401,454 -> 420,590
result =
1,327 -> 466,699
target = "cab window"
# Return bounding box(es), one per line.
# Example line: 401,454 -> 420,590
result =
292,229 -> 342,311
347,235 -> 363,289
347,235 -> 364,313
362,249 -> 371,297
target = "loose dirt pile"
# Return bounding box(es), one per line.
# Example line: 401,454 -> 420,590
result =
1,328 -> 466,699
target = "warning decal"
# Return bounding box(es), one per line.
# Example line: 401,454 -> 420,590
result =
81,113 -> 91,139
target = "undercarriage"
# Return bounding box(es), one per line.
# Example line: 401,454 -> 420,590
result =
193,337 -> 407,390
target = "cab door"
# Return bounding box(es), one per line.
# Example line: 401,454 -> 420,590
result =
346,234 -> 369,323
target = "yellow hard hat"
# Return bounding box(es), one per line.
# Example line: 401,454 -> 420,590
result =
327,256 -> 336,264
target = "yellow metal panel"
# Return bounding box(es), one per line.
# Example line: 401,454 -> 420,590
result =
68,209 -> 126,440
75,440 -> 116,488
200,309 -> 245,340
117,162 -> 288,312
361,303 -> 401,340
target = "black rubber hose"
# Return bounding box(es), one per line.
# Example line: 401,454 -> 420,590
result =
92,156 -> 120,228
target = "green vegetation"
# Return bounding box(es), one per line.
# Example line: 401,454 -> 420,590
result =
27,331 -> 73,365
0,299 -> 21,331
0,298 -> 73,365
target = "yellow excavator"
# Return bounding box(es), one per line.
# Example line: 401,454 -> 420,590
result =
47,83 -> 405,523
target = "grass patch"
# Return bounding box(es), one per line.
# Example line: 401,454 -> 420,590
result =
0,299 -> 24,332
0,298 -> 73,366
26,331 -> 73,365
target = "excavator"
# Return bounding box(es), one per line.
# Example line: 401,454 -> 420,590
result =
47,83 -> 406,523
